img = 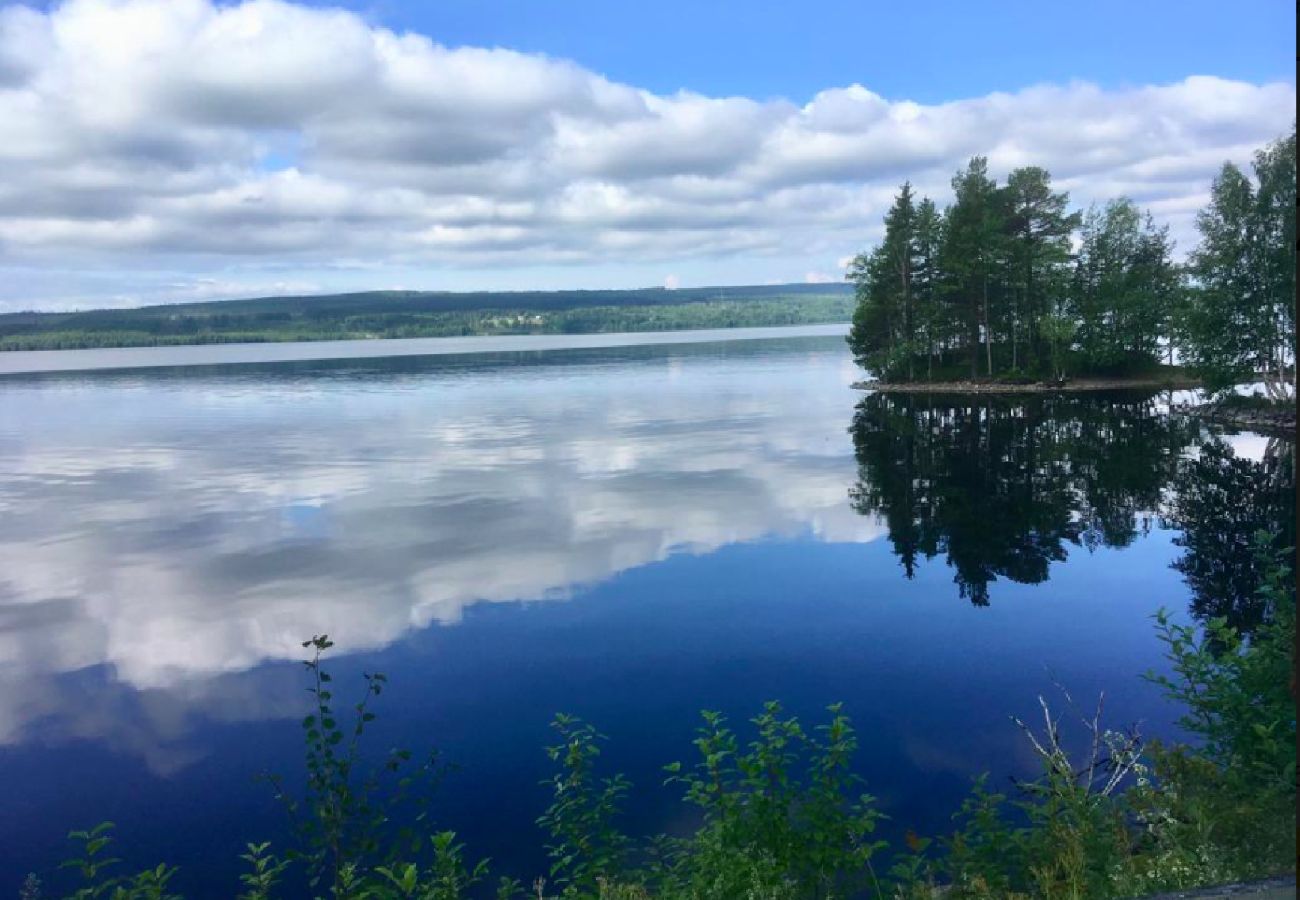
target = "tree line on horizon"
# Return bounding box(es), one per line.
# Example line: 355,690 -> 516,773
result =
846,126 -> 1296,400
0,288 -> 854,352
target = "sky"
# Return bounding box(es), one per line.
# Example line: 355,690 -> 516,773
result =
0,0 -> 1294,311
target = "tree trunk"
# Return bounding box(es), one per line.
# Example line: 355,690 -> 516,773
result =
983,274 -> 993,377
1012,304 -> 1019,371
902,260 -> 913,382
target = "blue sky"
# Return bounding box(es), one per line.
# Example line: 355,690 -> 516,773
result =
315,0 -> 1296,102
0,0 -> 1294,309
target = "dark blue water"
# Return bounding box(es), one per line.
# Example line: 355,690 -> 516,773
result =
0,333 -> 1291,896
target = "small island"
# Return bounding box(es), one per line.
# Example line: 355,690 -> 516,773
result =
843,129 -> 1296,419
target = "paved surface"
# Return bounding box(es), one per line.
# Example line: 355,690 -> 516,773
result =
1142,876 -> 1296,899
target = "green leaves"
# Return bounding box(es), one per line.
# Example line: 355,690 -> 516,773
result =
58,823 -> 182,900
1129,535 -> 1297,887
269,636 -> 466,898
236,842 -> 289,900
1183,127 -> 1297,401
537,715 -> 632,895
43,561 -> 1297,900
1071,197 -> 1178,372
662,702 -> 886,899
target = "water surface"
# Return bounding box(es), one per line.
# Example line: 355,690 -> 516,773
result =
0,323 -> 848,374
0,332 -> 1290,895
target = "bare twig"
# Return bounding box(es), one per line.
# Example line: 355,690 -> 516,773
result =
1011,681 -> 1143,801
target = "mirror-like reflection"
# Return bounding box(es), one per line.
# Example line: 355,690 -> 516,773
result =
848,392 -> 1197,605
847,391 -> 1295,622
1164,436 -> 1296,635
0,334 -> 1290,896
0,337 -> 875,751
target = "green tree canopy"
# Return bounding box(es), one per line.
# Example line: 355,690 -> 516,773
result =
1071,198 -> 1179,372
1182,126 -> 1296,399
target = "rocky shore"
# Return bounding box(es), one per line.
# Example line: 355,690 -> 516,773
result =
851,375 -> 1202,394
1187,400 -> 1296,435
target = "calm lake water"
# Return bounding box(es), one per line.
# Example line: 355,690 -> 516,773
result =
0,330 -> 1292,895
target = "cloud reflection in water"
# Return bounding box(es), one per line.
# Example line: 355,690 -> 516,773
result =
0,337 -> 878,756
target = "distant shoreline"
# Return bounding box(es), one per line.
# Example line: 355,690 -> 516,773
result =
0,322 -> 850,376
852,374 -> 1202,394
0,283 -> 853,353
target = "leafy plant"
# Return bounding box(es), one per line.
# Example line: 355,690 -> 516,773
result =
1131,535 -> 1297,883
662,702 -> 887,899
237,843 -> 290,900
265,635 -> 452,894
57,823 -> 182,900
39,544 -> 1296,899
537,715 -> 632,895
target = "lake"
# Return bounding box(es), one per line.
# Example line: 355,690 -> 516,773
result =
0,329 -> 1292,896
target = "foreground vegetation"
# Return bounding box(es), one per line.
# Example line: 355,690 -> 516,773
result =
0,285 -> 851,352
847,127 -> 1296,403
28,543 -> 1295,899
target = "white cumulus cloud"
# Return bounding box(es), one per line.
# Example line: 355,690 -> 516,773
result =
0,0 -> 1293,309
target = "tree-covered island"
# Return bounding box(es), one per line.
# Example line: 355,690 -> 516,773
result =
846,127 -> 1296,410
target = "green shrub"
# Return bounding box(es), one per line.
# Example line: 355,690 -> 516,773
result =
41,546 -> 1295,898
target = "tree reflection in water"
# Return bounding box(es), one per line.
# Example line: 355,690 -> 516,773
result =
1164,435 -> 1296,635
847,390 -> 1293,624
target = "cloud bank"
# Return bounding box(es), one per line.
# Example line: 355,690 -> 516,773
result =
0,0 -> 1294,308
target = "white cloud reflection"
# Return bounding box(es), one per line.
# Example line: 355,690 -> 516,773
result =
0,339 -> 881,755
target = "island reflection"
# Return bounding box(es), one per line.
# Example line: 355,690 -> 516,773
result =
0,344 -> 1292,771
848,390 -> 1295,622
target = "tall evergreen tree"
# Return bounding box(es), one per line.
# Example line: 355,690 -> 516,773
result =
912,198 -> 947,378
940,158 -> 1005,377
882,182 -> 920,379
1002,167 -> 1079,371
848,183 -> 927,380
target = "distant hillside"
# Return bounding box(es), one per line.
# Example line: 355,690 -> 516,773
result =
0,282 -> 854,351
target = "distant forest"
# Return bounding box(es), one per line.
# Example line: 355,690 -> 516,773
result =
0,283 -> 853,351
847,127 -> 1296,399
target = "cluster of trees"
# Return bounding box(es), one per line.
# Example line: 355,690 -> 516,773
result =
1181,129 -> 1297,399
848,128 -> 1296,399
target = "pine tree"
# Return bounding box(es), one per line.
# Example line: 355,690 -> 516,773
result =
848,183 -> 925,380
940,158 -> 1005,377
913,198 -> 947,378
1002,167 -> 1079,372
